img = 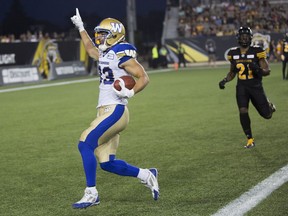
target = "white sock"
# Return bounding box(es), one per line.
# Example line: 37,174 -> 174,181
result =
137,168 -> 150,182
86,186 -> 98,194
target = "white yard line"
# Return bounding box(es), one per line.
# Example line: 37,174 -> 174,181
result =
0,68 -> 173,94
0,64 -> 229,94
0,78 -> 99,93
212,164 -> 288,216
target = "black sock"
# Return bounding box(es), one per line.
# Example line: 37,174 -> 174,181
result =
240,113 -> 252,139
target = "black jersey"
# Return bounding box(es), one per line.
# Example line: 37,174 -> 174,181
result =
227,46 -> 266,86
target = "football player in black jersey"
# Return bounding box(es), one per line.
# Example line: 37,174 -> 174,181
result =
281,33 -> 288,80
218,27 -> 276,148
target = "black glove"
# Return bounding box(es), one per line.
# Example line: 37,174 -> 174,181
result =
219,78 -> 227,89
249,62 -> 263,77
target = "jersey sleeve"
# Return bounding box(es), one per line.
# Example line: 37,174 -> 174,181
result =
112,43 -> 137,66
227,47 -> 238,62
227,49 -> 233,62
227,47 -> 239,74
255,46 -> 267,59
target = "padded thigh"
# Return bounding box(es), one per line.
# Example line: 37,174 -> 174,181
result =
80,104 -> 129,147
249,87 -> 271,118
236,85 -> 249,108
95,134 -> 120,163
97,106 -> 129,145
79,104 -> 129,163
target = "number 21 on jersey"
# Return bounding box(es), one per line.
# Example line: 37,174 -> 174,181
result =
236,63 -> 253,80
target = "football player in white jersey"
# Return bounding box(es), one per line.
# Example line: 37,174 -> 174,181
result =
70,8 -> 159,209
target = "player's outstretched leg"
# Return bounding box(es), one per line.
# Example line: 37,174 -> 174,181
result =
72,187 -> 100,209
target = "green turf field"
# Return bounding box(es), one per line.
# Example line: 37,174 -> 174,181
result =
1,63 -> 287,216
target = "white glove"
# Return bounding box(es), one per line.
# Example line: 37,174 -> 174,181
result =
70,8 -> 84,32
113,78 -> 135,99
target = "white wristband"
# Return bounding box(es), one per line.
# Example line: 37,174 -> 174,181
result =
78,25 -> 85,32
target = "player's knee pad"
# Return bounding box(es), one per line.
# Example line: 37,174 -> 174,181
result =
239,107 -> 248,114
78,141 -> 93,153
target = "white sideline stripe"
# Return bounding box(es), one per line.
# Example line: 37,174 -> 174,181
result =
0,64 -> 229,94
0,68 -> 173,94
212,164 -> 288,216
0,78 -> 99,93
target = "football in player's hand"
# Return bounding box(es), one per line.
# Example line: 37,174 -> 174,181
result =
113,75 -> 136,91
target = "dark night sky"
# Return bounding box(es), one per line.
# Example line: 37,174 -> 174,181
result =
0,0 -> 167,29
0,0 -> 167,44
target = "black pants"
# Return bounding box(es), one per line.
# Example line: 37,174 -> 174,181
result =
236,84 -> 271,119
178,54 -> 186,67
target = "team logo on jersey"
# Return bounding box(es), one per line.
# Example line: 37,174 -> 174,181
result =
111,23 -> 122,33
104,106 -> 111,113
99,61 -> 109,65
107,53 -> 114,60
124,50 -> 136,58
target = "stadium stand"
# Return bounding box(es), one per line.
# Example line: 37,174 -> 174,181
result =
162,0 -> 288,40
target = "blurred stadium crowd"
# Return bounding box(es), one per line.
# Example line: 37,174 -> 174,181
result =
177,0 -> 288,37
0,0 -> 287,43
0,31 -> 67,43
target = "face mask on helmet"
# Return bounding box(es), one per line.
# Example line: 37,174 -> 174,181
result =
94,31 -> 108,46
236,27 -> 253,48
94,18 -> 126,51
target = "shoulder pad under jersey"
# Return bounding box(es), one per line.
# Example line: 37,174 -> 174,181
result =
229,46 -> 238,51
111,42 -> 137,58
251,46 -> 266,59
227,47 -> 240,60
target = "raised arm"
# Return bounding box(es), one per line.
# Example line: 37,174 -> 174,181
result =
71,8 -> 99,60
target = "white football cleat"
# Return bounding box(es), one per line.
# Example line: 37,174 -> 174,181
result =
144,168 -> 160,200
72,188 -> 100,209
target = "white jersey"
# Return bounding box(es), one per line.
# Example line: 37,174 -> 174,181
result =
97,42 -> 137,108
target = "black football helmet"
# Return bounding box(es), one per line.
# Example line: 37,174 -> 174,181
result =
236,27 -> 253,48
